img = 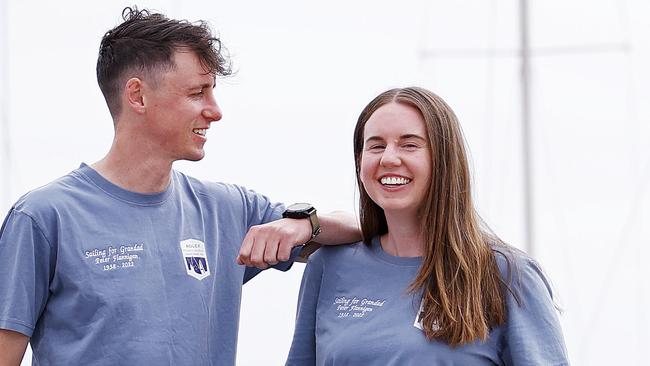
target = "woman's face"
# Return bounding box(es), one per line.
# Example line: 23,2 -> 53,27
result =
360,102 -> 432,217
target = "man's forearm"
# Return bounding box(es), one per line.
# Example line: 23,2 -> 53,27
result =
316,211 -> 361,245
0,329 -> 29,366
237,210 -> 361,268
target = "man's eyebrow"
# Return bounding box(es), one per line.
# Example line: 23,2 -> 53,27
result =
199,75 -> 216,89
187,81 -> 215,91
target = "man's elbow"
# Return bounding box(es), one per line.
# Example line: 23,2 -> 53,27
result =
0,328 -> 29,366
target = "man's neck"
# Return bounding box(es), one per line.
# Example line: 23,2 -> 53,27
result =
92,138 -> 174,194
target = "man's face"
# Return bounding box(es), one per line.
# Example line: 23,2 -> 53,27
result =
143,51 -> 222,162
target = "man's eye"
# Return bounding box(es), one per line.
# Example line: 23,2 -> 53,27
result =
368,145 -> 385,150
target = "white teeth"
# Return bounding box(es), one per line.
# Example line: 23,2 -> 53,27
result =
193,128 -> 206,136
380,176 -> 411,185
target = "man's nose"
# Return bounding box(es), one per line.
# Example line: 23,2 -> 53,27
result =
204,98 -> 222,122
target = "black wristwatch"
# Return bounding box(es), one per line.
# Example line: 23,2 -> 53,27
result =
282,203 -> 321,243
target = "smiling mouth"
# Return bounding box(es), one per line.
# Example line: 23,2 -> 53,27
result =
379,176 -> 411,186
192,128 -> 207,136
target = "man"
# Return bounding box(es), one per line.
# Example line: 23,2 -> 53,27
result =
0,7 -> 358,365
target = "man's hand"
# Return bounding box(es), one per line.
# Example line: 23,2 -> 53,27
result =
0,329 -> 29,366
236,218 -> 311,269
237,210 -> 361,270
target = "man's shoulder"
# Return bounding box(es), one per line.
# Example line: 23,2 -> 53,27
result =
174,171 -> 243,197
13,169 -> 87,216
174,171 -> 272,207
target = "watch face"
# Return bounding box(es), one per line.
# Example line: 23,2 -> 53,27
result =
288,202 -> 312,212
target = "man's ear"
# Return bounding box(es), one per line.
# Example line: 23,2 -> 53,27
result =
125,77 -> 145,114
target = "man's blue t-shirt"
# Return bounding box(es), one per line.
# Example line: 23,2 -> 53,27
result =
286,237 -> 569,366
0,164 -> 287,365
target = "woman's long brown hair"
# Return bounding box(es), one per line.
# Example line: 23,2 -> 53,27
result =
353,87 -> 509,346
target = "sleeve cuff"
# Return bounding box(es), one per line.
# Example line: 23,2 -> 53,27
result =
0,318 -> 34,337
242,245 -> 304,284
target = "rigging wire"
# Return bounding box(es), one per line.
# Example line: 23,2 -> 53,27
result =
519,0 -> 534,256
419,43 -> 630,59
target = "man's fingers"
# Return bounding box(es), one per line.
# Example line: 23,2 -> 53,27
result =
238,230 -> 255,265
238,220 -> 305,268
263,239 -> 280,265
249,235 -> 269,269
277,239 -> 294,262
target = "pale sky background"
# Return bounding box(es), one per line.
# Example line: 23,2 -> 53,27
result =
1,1 -> 648,365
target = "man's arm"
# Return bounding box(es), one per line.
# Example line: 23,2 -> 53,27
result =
0,329 -> 29,366
237,211 -> 360,269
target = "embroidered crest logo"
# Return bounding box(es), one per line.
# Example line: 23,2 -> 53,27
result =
414,299 -> 440,331
180,239 -> 210,280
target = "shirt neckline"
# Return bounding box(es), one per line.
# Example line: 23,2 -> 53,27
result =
76,163 -> 174,205
370,236 -> 422,267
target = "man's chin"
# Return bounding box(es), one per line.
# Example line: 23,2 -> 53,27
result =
184,151 -> 205,162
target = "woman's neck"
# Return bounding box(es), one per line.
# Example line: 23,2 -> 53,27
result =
381,211 -> 425,257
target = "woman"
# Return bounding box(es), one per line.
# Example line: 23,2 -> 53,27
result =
285,87 -> 569,365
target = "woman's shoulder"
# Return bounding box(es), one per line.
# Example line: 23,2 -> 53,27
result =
491,245 -> 569,364
492,245 -> 527,277
492,244 -> 556,304
307,239 -> 371,266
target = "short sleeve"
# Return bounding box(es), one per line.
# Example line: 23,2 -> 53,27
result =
285,251 -> 324,366
500,257 -> 570,366
236,185 -> 285,228
0,209 -> 55,337
236,185 -> 293,283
